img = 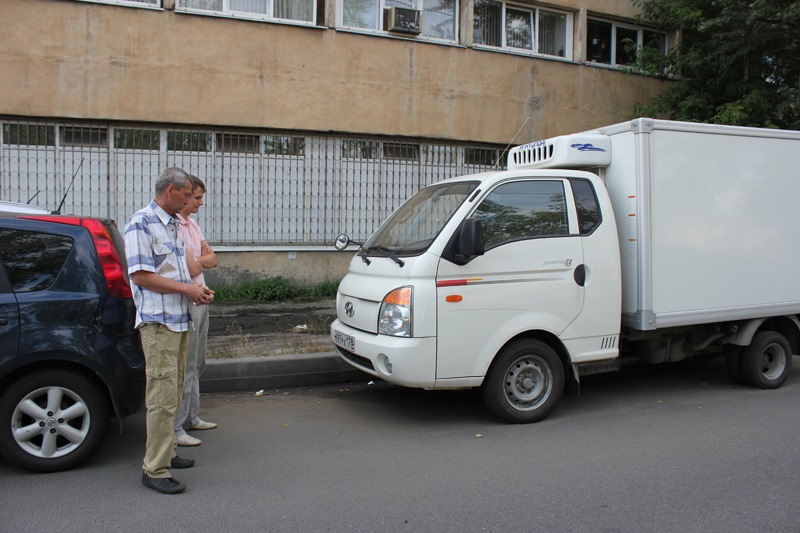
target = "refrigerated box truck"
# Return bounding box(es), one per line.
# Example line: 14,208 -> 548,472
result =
330,118 -> 800,423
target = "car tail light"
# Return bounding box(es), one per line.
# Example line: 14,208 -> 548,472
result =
20,215 -> 132,299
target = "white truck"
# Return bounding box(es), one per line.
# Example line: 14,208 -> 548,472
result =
330,118 -> 800,423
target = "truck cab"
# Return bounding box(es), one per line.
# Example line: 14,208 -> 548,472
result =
332,163 -> 621,422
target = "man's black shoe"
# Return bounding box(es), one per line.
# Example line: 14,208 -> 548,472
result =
142,473 -> 186,494
170,456 -> 195,469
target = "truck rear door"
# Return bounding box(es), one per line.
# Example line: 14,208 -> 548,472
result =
434,178 -> 585,380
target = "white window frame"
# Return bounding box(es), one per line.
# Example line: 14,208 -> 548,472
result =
473,1 -> 573,60
337,0 -> 459,43
587,17 -> 667,68
70,0 -> 162,9
176,0 -> 318,27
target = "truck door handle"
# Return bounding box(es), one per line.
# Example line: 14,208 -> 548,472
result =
574,264 -> 586,287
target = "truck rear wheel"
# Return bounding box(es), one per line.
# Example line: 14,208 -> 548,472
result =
741,331 -> 792,389
481,339 -> 564,423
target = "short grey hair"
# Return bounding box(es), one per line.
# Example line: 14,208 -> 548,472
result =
155,167 -> 191,195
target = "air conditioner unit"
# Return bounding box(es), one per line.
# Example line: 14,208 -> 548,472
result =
385,7 -> 421,35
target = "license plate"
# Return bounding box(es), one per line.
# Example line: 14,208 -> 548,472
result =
333,330 -> 355,351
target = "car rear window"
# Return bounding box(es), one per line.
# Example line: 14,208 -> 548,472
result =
0,228 -> 73,292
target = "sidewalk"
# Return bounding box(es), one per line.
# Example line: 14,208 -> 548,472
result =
199,300 -> 368,392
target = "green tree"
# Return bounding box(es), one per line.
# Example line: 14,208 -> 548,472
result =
631,0 -> 800,129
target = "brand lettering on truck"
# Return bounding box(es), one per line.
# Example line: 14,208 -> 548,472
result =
570,143 -> 606,152
543,259 -> 573,267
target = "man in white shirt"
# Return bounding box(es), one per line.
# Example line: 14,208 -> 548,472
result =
175,175 -> 218,447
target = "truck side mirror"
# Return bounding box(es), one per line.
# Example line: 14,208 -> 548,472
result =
442,218 -> 484,265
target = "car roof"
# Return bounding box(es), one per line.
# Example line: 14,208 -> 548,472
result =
0,200 -> 51,214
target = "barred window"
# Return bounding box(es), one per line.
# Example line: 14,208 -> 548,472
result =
60,126 -> 108,147
167,131 -> 211,152
265,136 -> 305,156
114,129 -> 160,150
2,124 -> 55,146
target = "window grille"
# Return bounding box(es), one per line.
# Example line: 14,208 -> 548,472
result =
0,119 -> 505,246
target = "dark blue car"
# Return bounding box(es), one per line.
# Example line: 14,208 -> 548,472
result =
0,210 -> 145,472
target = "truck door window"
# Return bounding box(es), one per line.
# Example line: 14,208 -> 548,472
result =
472,180 -> 568,249
569,178 -> 602,235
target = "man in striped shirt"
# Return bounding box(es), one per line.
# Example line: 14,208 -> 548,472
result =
124,167 -> 215,495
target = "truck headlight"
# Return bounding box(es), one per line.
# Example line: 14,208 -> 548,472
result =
378,287 -> 412,337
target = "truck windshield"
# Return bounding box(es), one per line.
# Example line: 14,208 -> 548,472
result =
364,181 -> 479,256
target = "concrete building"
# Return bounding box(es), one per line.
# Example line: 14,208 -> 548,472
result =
0,0 -> 670,285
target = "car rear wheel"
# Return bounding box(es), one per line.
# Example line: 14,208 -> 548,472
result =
0,369 -> 109,472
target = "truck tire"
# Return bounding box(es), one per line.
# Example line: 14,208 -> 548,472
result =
741,331 -> 792,390
0,369 -> 109,472
481,339 -> 564,423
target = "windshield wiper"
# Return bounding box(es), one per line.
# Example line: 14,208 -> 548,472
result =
367,245 -> 405,267
357,246 -> 371,265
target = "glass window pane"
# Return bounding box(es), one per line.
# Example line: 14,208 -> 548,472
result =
570,179 -> 601,235
229,0 -> 267,14
275,0 -> 314,21
505,8 -> 533,50
179,0 -> 222,10
114,129 -> 160,150
2,124 -> 55,146
343,0 -> 380,28
60,126 -> 108,147
0,229 -> 73,292
643,30 -> 666,55
473,0 -> 502,47
615,27 -> 639,65
538,10 -> 566,57
587,19 -> 612,64
473,181 -> 568,249
422,0 -> 455,40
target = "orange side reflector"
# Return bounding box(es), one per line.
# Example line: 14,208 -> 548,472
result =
445,295 -> 463,303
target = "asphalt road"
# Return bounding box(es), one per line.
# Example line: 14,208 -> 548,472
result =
2,357 -> 800,532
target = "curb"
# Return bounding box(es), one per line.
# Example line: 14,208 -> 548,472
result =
199,351 -> 368,392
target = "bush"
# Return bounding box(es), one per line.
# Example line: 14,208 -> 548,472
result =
213,277 -> 339,303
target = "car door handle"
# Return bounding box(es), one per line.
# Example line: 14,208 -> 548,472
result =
574,264 -> 586,287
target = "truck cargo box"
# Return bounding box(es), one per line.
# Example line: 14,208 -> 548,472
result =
597,119 -> 800,331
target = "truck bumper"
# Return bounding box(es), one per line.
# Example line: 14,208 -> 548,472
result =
331,319 -> 437,388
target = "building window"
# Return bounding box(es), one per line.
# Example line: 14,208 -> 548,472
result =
473,1 -> 570,58
177,0 -> 316,24
72,0 -> 161,7
60,126 -> 108,147
265,135 -> 305,156
383,142 -> 420,160
465,147 -> 498,166
342,140 -> 380,159
167,131 -> 211,152
340,0 -> 457,41
114,129 -> 160,150
216,133 -> 260,153
587,18 -> 667,67
2,124 -> 55,147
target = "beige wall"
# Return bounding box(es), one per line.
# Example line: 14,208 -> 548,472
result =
2,0 -> 666,144
206,250 -> 353,287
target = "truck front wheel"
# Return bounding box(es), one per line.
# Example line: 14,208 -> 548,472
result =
741,331 -> 792,389
481,339 -> 564,423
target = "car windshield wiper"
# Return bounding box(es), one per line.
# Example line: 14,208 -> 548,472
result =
366,245 -> 405,267
357,246 -> 371,265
